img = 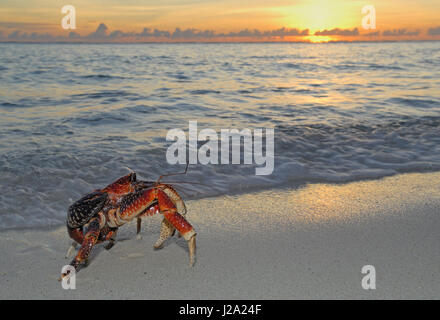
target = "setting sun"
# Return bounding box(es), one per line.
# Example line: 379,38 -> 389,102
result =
304,35 -> 334,43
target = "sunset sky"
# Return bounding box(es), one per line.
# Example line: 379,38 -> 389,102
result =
1,0 -> 439,42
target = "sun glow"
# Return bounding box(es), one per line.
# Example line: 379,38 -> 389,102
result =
282,0 -> 358,34
304,35 -> 334,43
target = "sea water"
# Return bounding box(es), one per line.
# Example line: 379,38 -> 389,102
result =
0,42 -> 439,229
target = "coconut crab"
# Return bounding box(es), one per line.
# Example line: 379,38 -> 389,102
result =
60,164 -> 196,280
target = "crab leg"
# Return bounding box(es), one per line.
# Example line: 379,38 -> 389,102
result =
65,242 -> 78,259
136,204 -> 161,240
68,215 -> 102,272
135,217 -> 143,240
65,226 -> 84,258
136,217 -> 142,235
153,218 -> 176,249
67,225 -> 84,244
157,189 -> 196,266
98,226 -> 118,250
162,209 -> 196,267
119,188 -> 196,266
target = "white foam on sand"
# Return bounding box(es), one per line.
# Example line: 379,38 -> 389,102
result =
0,172 -> 439,299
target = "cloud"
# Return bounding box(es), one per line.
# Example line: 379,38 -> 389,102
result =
69,31 -> 81,39
87,23 -> 109,39
0,23 -> 309,42
260,27 -> 309,37
315,28 -> 359,36
3,23 -> 438,42
90,25 -> 309,40
382,29 -> 420,36
7,30 -> 21,39
135,26 -> 308,39
224,27 -> 308,38
139,28 -> 171,38
6,30 -> 56,41
363,31 -> 380,37
428,26 -> 440,36
171,28 -> 215,39
109,30 -> 137,39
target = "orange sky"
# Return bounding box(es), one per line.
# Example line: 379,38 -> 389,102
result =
0,0 -> 439,42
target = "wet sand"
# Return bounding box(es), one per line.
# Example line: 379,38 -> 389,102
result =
1,172 -> 439,299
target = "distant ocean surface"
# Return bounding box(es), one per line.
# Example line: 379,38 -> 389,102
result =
0,42 -> 439,230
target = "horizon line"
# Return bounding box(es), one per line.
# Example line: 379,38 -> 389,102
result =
1,39 -> 440,44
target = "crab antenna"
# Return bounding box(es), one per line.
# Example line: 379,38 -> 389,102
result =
156,181 -> 211,188
156,162 -> 189,185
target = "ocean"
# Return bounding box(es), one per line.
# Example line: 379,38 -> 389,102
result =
0,42 -> 439,229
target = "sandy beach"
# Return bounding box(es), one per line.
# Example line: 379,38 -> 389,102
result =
1,171 -> 439,299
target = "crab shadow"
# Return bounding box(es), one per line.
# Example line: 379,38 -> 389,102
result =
73,231 -> 189,273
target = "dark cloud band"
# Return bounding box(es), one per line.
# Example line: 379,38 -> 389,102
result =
1,23 -> 439,42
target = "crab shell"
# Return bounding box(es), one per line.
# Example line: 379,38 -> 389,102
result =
66,173 -> 186,229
